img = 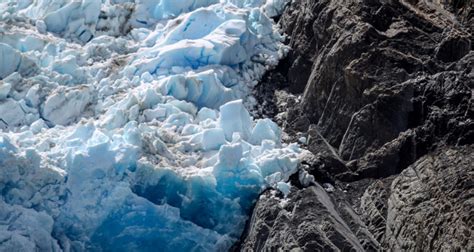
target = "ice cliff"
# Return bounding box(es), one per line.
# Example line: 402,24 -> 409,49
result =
0,0 -> 297,251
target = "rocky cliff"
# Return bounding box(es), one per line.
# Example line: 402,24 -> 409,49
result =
236,0 -> 473,250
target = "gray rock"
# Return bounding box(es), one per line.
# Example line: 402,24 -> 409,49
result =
385,145 -> 474,251
360,177 -> 394,247
237,184 -> 379,251
279,0 -> 472,163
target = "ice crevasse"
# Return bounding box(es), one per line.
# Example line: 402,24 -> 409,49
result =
0,0 -> 299,251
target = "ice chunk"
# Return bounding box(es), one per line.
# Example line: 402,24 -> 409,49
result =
0,43 -> 21,79
262,0 -> 290,17
0,99 -> 26,129
298,168 -> 315,187
42,86 -> 93,126
25,85 -> 41,107
219,100 -> 252,141
43,2 -> 82,33
30,119 -> 48,133
276,181 -> 291,197
143,107 -> 167,121
82,0 -> 101,25
0,82 -> 11,100
218,143 -> 243,168
197,107 -> 217,122
161,8 -> 224,45
42,0 -> 101,42
250,118 -> 281,145
141,88 -> 163,109
201,128 -> 227,150
298,136 -> 307,144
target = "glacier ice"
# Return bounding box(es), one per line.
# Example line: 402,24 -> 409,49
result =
0,0 -> 295,251
219,99 -> 253,141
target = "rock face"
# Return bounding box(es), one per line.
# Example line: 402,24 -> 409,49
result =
385,146 -> 473,250
237,0 -> 473,250
239,184 -> 377,251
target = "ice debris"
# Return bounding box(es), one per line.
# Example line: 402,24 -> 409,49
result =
0,0 -> 295,251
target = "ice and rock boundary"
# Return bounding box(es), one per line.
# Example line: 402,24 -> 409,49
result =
0,0 -> 300,251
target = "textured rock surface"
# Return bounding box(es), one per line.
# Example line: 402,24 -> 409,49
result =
238,184 -> 377,251
238,0 -> 473,250
385,145 -> 473,251
281,0 -> 472,164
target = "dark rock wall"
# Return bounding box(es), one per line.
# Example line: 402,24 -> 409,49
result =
283,0 -> 472,164
237,0 -> 473,250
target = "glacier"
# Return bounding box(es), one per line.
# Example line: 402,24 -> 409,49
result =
0,0 -> 296,251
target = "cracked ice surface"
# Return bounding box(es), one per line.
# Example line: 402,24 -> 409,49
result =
0,0 -> 295,251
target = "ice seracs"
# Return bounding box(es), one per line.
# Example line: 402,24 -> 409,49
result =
0,0 -> 295,251
219,99 -> 253,141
